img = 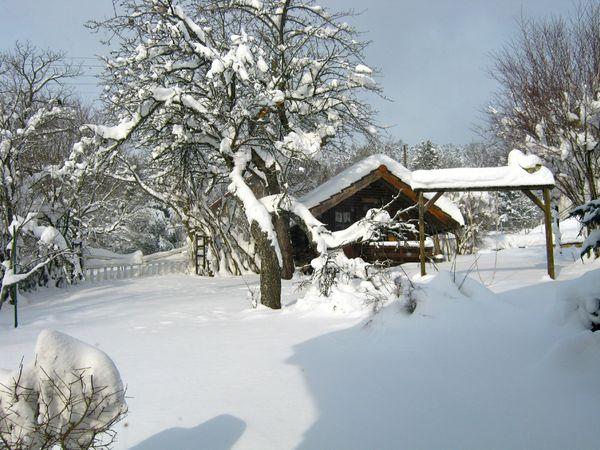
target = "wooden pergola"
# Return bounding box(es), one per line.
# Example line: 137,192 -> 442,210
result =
413,178 -> 556,279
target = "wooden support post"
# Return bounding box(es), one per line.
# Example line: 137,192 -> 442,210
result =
433,234 -> 442,255
424,191 -> 445,211
543,188 -> 556,279
521,189 -> 544,211
418,192 -> 426,276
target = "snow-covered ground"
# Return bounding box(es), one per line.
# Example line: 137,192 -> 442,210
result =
483,217 -> 584,250
1,246 -> 599,450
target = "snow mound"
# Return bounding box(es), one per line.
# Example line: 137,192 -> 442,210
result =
295,279 -> 385,315
409,271 -> 508,321
415,270 -> 494,302
538,330 -> 600,373
556,269 -> 600,330
295,269 -> 501,318
507,149 -> 543,170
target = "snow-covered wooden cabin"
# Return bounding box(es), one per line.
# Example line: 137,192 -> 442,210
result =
293,154 -> 464,265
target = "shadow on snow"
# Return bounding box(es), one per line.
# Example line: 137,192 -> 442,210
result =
129,414 -> 246,450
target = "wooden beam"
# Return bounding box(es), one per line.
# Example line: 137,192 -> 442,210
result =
543,188 -> 556,280
424,191 -> 445,211
418,192 -> 426,276
380,172 -> 459,230
414,184 -> 554,193
521,189 -> 544,211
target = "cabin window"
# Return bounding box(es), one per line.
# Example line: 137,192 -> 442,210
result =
335,211 -> 352,225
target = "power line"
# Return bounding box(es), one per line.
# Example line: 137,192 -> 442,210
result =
61,82 -> 102,86
48,64 -> 105,69
64,56 -> 102,60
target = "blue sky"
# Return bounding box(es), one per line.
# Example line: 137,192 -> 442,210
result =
0,0 -> 573,144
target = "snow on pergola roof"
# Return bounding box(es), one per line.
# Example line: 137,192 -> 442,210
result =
410,150 -> 555,192
300,154 -> 465,226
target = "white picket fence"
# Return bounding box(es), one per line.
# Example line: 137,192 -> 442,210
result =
81,247 -> 188,284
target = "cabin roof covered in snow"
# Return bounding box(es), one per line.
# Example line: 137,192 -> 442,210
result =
410,150 -> 555,192
299,154 -> 465,226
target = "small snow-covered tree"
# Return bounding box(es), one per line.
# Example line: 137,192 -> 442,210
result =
82,0 -> 381,308
570,198 -> 600,258
449,191 -> 499,254
410,140 -> 440,170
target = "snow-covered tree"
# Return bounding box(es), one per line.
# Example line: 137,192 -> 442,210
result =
496,190 -> 542,232
0,43 -> 84,307
340,137 -> 406,168
91,202 -> 182,255
0,43 -> 153,317
489,2 -> 600,205
82,0 -> 381,308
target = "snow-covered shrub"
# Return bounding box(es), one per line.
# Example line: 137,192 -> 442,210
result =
298,251 -> 407,314
570,199 -> 600,258
556,270 -> 600,332
0,330 -> 127,449
394,274 -> 417,314
304,252 -> 352,297
575,297 -> 600,332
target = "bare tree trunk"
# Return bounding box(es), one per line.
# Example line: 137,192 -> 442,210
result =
185,229 -> 198,274
274,214 -> 294,280
251,222 -> 281,309
585,150 -> 598,200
